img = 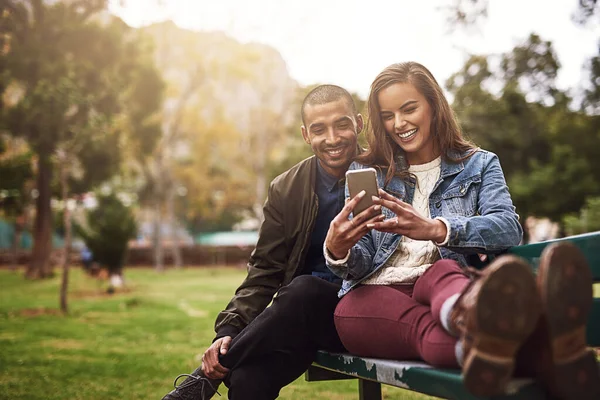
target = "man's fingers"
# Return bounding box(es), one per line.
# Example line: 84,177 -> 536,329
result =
212,362 -> 229,375
220,336 -> 232,355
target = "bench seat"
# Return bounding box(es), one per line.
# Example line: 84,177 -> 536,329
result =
307,232 -> 600,399
309,351 -> 550,399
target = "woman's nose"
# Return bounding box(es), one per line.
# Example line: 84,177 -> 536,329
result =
394,114 -> 405,130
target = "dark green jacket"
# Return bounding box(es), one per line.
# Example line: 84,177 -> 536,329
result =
214,156 -> 319,339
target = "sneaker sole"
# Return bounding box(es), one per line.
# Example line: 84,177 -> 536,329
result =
463,256 -> 540,397
538,242 -> 600,400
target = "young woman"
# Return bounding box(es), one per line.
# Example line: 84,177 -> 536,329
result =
324,62 -> 599,399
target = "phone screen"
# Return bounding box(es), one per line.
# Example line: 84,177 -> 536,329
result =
346,168 -> 379,216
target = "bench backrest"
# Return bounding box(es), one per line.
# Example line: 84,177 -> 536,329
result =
509,231 -> 600,347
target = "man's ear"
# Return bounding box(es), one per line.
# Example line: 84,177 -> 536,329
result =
301,125 -> 311,144
356,114 -> 364,134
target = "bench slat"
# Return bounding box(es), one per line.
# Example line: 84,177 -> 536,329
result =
509,232 -> 600,346
508,231 -> 600,278
313,351 -> 548,400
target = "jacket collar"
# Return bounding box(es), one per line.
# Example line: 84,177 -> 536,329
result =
440,150 -> 465,179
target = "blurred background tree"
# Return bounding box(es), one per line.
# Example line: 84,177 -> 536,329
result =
443,1 -> 600,238
74,191 -> 137,291
1,0 -> 163,278
0,135 -> 33,269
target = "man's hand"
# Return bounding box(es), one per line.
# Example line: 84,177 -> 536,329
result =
325,190 -> 385,260
201,336 -> 232,379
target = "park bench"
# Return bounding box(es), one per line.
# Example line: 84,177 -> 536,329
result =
305,231 -> 600,399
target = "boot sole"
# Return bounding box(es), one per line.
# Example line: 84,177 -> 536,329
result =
463,256 -> 540,397
538,242 -> 600,400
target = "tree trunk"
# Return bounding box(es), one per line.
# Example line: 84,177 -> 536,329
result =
26,153 -> 53,279
10,216 -> 24,270
59,160 -> 71,314
153,199 -> 164,271
166,187 -> 182,267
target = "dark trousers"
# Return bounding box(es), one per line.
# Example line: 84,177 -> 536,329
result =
219,275 -> 345,400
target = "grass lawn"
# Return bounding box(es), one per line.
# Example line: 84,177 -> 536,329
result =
0,266 -> 437,400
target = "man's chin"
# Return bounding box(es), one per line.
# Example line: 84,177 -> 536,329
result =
320,158 -> 352,172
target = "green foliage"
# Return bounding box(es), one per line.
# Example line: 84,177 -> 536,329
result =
75,193 -> 136,274
563,197 -> 600,236
0,138 -> 33,217
447,34 -> 600,223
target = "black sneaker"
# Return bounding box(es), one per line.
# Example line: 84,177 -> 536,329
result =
162,365 -> 221,400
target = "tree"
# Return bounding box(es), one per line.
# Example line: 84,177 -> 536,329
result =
447,34 -> 600,226
1,1 -> 162,278
563,196 -> 600,235
0,135 -> 33,269
75,191 -> 136,292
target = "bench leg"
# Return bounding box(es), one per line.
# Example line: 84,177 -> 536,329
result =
359,379 -> 382,400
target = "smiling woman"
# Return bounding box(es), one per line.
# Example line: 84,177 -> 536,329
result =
324,61 -> 600,399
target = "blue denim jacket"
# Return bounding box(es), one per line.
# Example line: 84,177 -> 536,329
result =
327,149 -> 523,297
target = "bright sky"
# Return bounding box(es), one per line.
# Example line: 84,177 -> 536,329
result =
109,0 -> 600,98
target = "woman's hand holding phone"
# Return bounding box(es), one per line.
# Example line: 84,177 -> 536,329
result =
325,190 -> 385,260
367,189 -> 447,242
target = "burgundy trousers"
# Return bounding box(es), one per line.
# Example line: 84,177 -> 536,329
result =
334,259 -> 470,368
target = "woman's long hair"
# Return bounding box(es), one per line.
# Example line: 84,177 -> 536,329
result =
357,62 -> 477,185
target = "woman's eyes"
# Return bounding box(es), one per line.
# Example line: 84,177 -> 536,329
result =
382,109 -> 417,120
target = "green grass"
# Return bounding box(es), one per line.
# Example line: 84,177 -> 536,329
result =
0,267 -> 435,400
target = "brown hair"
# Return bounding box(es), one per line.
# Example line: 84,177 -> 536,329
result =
357,62 -> 477,184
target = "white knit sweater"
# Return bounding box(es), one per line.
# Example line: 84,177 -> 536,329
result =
363,157 -> 442,285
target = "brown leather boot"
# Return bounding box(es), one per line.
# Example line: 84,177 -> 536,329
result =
536,242 -> 600,400
515,316 -> 563,398
450,255 -> 541,397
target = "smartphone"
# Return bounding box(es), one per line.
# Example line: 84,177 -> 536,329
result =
346,168 -> 379,216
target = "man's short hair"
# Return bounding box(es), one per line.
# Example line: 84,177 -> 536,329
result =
301,85 -> 357,126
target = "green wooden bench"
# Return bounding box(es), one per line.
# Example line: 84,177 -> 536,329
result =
306,232 -> 600,399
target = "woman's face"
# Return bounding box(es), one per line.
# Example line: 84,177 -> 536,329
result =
378,82 -> 437,165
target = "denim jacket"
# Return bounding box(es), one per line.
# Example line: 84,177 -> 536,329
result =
326,149 -> 523,297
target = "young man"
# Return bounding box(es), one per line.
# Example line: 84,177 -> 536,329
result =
162,85 -> 381,400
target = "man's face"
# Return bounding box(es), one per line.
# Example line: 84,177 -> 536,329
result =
301,99 -> 363,179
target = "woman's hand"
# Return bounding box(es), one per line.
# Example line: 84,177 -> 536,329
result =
367,189 -> 447,242
325,190 -> 385,260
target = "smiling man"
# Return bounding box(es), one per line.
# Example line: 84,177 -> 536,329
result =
162,85 -> 373,400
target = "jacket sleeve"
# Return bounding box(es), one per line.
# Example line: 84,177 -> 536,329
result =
327,230 -> 378,281
214,181 -> 288,340
443,153 -> 523,254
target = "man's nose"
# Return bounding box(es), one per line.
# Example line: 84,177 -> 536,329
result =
325,127 -> 339,143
